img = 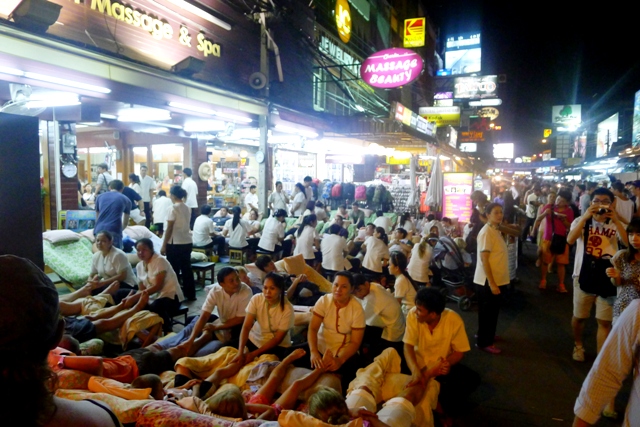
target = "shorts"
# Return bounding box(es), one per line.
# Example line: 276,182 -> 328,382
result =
64,316 -> 97,342
572,276 -> 614,321
248,394 -> 283,417
540,239 -> 569,265
122,348 -> 175,375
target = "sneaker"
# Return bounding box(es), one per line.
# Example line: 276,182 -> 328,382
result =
539,280 -> 547,290
476,344 -> 502,354
573,345 -> 585,362
557,284 -> 568,293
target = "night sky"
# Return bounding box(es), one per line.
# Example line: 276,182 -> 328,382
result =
427,0 -> 640,156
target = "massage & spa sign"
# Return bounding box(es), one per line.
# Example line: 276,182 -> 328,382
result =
360,48 -> 424,89
443,173 -> 473,223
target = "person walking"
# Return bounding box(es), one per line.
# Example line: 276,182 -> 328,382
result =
161,185 -> 196,301
139,165 -> 155,228
181,167 -> 198,229
473,203 -> 509,354
94,179 -> 130,249
268,181 -> 290,213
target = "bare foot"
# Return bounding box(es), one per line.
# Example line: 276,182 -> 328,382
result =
171,341 -> 190,359
102,281 -> 120,296
77,283 -> 93,298
282,348 -> 306,365
121,290 -> 137,309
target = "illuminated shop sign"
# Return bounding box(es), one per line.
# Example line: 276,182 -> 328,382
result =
552,105 -> 582,127
418,106 -> 460,127
443,32 -> 481,76
443,173 -> 473,223
454,75 -> 497,99
319,35 -> 361,76
83,0 -> 221,57
361,48 -> 424,89
393,102 -> 435,136
403,18 -> 425,48
335,0 -> 351,43
477,107 -> 499,120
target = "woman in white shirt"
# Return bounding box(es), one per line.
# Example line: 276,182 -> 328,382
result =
233,272 -> 294,362
321,223 -> 348,278
407,236 -> 432,287
161,185 -> 196,301
390,251 -> 417,316
361,227 -> 390,282
397,212 -> 415,234
222,206 -> 253,249
294,214 -> 320,267
136,237 -> 184,333
291,183 -> 307,217
128,173 -> 142,195
258,209 -> 287,256
89,230 -> 138,299
268,181 -> 290,212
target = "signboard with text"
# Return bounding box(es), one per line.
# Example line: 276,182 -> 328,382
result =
403,18 -> 425,48
361,48 -> 424,89
454,75 -> 497,99
460,131 -> 484,142
418,106 -> 460,127
393,102 -> 436,137
443,173 -> 473,223
552,105 -> 582,127
442,32 -> 481,75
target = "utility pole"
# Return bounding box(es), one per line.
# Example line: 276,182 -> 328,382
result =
258,12 -> 270,214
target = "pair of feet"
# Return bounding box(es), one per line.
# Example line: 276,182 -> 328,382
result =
475,335 -> 503,354
539,281 -> 567,293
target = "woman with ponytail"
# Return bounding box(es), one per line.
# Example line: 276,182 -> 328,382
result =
162,185 -> 196,300
294,213 -> 320,267
389,251 -> 417,316
407,235 -> 433,287
361,226 -> 390,282
232,272 -> 294,363
222,206 -> 254,249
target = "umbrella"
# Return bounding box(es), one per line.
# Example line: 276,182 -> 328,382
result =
425,154 -> 443,209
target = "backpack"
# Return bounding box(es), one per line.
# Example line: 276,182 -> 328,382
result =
366,185 -> 376,203
322,182 -> 333,200
97,173 -> 111,194
331,183 -> 342,199
342,183 -> 355,201
355,185 -> 367,201
373,185 -> 384,204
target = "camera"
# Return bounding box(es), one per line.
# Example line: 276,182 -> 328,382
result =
597,208 -> 610,215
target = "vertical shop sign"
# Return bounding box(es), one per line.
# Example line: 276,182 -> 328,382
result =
335,0 -> 351,43
443,173 -> 473,223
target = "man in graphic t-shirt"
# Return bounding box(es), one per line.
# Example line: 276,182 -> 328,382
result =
567,188 -> 628,366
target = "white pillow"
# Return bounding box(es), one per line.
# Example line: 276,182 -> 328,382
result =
362,208 -> 373,218
79,229 -> 95,242
43,230 -> 80,244
123,226 -> 154,240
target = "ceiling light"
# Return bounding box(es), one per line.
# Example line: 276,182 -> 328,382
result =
184,120 -> 226,132
168,101 -> 216,116
100,114 -> 117,120
214,111 -> 252,123
239,150 -> 248,158
136,127 -> 170,134
355,104 -> 365,112
0,65 -> 24,76
164,0 -> 231,30
23,71 -> 111,94
26,93 -> 80,108
118,107 -> 171,122
224,149 -> 234,157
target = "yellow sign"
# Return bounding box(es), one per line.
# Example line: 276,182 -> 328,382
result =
404,18 -> 425,48
335,0 -> 352,43
544,128 -> 552,138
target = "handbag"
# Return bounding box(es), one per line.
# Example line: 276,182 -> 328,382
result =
549,209 -> 567,254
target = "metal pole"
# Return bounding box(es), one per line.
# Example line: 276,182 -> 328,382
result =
258,15 -> 270,214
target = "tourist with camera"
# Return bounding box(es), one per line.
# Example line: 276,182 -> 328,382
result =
566,187 -> 628,368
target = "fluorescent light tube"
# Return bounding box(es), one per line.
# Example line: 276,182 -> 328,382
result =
23,72 -> 111,94
184,120 -> 226,132
168,101 -> 216,115
118,108 -> 171,122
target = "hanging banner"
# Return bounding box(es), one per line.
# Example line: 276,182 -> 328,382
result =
361,48 -> 424,89
443,172 -> 473,223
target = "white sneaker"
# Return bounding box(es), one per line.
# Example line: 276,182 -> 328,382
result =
573,345 -> 585,362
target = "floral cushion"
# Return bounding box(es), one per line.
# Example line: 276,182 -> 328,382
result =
56,389 -> 151,424
136,401 -> 266,427
43,238 -> 93,287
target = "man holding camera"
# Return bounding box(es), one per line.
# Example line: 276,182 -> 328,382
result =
566,187 -> 628,364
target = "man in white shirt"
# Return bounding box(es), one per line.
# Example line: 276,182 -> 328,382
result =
184,267 -> 253,353
152,190 -> 173,236
192,205 -> 226,256
139,165 -> 155,228
612,181 -> 634,225
373,210 -> 393,233
244,185 -> 259,212
573,299 -> 640,427
303,176 -> 314,201
268,181 -> 289,212
352,274 -> 406,364
181,167 -> 198,229
404,287 -> 479,417
523,184 -> 541,242
94,163 -> 113,195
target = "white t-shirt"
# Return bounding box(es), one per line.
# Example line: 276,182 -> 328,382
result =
140,175 -> 155,202
373,216 -> 393,233
135,253 -> 184,302
90,247 -> 137,287
526,193 -> 538,218
407,242 -> 432,284
130,183 -> 142,195
224,218 -> 251,248
292,192 -> 307,216
321,234 -> 348,271
245,192 -> 259,210
246,293 -> 295,348
166,202 -> 192,245
182,177 -> 198,208
394,274 -> 416,315
422,220 -> 446,237
358,282 -> 405,342
616,196 -> 634,224
473,224 -> 510,286
362,236 -> 390,273
202,283 -> 253,323
192,215 -> 216,246
268,191 -> 289,211
152,196 -> 173,225
403,307 -> 471,370
258,216 -> 284,251
401,220 -> 415,233
294,225 -> 319,260
313,294 -> 365,357
571,217 -> 620,278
